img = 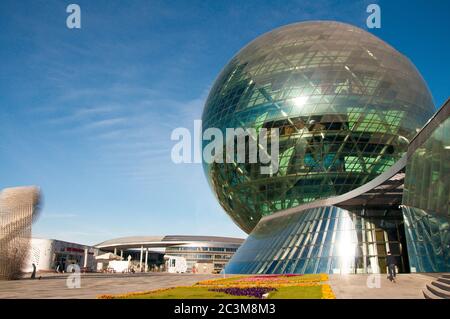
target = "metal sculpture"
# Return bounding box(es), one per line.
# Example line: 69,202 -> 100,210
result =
0,186 -> 41,280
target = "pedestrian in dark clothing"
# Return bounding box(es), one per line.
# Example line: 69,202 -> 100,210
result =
31,263 -> 36,279
386,252 -> 397,283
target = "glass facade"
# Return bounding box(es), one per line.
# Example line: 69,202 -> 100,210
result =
202,21 -> 435,233
224,206 -> 408,274
402,111 -> 450,272
166,244 -> 240,273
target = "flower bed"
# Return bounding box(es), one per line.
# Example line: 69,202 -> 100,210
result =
209,287 -> 276,299
196,274 -> 328,288
98,274 -> 335,299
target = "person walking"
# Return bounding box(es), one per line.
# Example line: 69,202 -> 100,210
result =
386,252 -> 397,283
31,263 -> 36,279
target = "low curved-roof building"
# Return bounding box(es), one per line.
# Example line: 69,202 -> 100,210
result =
95,235 -> 244,273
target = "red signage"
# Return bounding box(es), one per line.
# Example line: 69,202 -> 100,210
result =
66,247 -> 85,253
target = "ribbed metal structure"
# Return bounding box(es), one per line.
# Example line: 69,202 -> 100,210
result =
0,186 -> 41,280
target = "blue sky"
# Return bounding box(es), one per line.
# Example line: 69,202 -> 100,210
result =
0,0 -> 448,245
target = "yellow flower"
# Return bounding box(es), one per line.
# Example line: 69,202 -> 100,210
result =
321,284 -> 336,299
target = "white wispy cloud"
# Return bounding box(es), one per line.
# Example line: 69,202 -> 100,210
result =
42,213 -> 78,219
36,80 -> 207,185
82,117 -> 127,129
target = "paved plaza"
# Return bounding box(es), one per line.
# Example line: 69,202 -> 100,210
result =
329,273 -> 442,299
0,272 -> 442,299
0,273 -> 221,299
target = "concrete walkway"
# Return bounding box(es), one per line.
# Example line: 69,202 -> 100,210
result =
328,273 -> 443,299
0,272 -> 221,299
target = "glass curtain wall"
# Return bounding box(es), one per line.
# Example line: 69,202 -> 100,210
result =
224,206 -> 408,274
165,245 -> 239,273
402,113 -> 450,272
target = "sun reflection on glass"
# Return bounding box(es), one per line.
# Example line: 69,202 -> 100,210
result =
292,96 -> 308,108
337,213 -> 357,274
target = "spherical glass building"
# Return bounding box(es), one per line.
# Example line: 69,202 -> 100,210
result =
202,21 -> 434,234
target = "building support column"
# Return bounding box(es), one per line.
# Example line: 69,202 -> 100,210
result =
83,248 -> 88,268
114,248 -> 117,255
145,248 -> 149,272
120,250 -> 123,258
139,246 -> 144,271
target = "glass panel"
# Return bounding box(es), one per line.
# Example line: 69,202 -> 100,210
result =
402,115 -> 450,272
